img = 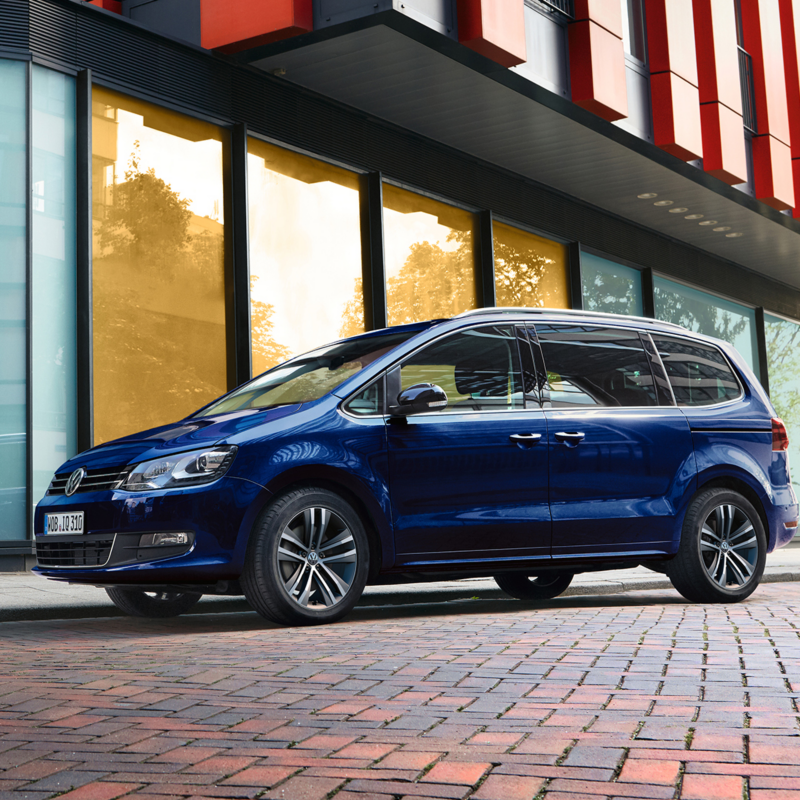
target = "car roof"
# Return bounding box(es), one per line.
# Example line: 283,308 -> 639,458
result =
453,307 -> 686,332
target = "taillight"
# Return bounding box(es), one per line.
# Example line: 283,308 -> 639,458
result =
772,418 -> 790,452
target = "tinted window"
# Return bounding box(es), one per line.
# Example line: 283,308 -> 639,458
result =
345,379 -> 384,417
537,326 -> 658,408
396,325 -> 524,412
652,335 -> 742,406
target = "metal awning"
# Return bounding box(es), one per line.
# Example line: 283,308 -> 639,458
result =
236,11 -> 800,291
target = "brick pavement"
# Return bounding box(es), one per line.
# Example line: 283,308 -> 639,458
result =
1,584 -> 799,799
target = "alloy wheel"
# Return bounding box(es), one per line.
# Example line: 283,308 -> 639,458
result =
700,503 -> 758,589
277,507 -> 358,609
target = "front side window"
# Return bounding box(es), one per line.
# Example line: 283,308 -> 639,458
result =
651,335 -> 742,407
197,331 -> 414,417
537,326 -> 658,408
395,326 -> 524,413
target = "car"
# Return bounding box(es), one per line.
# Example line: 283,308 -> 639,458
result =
33,308 -> 799,625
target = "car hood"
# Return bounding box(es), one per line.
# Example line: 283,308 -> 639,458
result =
57,405 -> 303,473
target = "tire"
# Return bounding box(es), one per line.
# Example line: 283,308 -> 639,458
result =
105,587 -> 202,618
241,487 -> 370,626
494,571 -> 574,600
667,488 -> 766,603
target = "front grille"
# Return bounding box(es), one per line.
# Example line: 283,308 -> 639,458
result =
47,465 -> 128,495
36,536 -> 115,568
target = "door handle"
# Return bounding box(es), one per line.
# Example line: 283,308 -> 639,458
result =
509,433 -> 542,448
554,431 -> 585,447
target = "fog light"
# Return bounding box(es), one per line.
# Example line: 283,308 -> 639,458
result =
139,532 -> 192,547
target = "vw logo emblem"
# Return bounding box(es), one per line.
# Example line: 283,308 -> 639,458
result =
65,468 -> 86,497
307,551 -> 319,565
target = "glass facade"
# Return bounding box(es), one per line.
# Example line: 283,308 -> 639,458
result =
764,314 -> 800,489
0,60 -> 27,541
383,185 -> 478,324
492,222 -> 569,308
91,88 -> 229,445
654,276 -> 760,373
247,139 -> 364,376
31,66 -> 77,509
581,252 -> 643,315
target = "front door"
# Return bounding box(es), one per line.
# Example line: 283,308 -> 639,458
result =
534,324 -> 695,558
387,324 -> 551,567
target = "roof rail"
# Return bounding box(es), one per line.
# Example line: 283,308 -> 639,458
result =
455,306 -> 686,330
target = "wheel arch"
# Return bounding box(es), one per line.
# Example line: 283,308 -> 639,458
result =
695,473 -> 771,548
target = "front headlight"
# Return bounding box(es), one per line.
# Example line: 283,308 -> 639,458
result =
122,446 -> 238,492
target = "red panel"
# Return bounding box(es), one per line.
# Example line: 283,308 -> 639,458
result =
568,20 -> 628,122
645,0 -> 697,86
700,102 -> 748,185
752,134 -> 795,209
741,0 -> 791,145
692,0 -> 742,113
88,0 -> 121,12
457,0 -> 526,68
200,0 -> 312,53
573,0 -> 622,38
651,72 -> 702,161
793,158 -> 800,217
780,0 -> 800,158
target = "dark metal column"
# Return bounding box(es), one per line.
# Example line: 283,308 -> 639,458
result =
360,172 -> 387,330
76,69 -> 93,453
230,123 -> 251,385
755,307 -> 770,394
568,242 -> 582,310
477,210 -> 495,307
641,268 -> 656,318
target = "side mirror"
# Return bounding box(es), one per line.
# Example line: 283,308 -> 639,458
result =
392,383 -> 448,416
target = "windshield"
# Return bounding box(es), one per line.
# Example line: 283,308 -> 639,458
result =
195,330 -> 418,417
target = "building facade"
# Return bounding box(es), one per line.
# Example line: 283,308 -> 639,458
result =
2,0 -> 800,569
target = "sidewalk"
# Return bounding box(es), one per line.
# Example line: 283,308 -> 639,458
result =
3,539 -> 800,622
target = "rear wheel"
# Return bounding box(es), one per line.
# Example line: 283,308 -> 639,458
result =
105,587 -> 202,618
494,571 -> 574,600
667,488 -> 766,603
242,487 -> 369,626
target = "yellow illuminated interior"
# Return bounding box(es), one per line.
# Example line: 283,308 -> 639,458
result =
492,221 -> 569,308
247,139 -> 365,376
91,87 -> 228,445
383,185 -> 478,324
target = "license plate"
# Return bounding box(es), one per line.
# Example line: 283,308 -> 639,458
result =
44,512 -> 84,534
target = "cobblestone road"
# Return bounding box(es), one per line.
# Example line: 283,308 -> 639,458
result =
2,585 -> 800,800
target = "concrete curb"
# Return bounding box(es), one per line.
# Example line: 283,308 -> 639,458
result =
1,567 -> 798,623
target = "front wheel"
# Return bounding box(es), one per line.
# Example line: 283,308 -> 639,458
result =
667,488 -> 766,603
494,571 -> 574,600
105,587 -> 202,618
242,487 -> 369,626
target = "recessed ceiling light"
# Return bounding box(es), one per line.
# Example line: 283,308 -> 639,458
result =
685,213 -> 704,220
726,232 -> 743,238
654,200 -> 674,206
638,192 -> 658,199
669,207 -> 689,213
698,220 -> 718,226
713,226 -> 732,232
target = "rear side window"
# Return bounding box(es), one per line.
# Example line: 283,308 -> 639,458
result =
537,325 -> 658,408
651,335 -> 742,406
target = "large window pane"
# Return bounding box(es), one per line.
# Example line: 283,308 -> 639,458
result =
581,252 -> 643,316
32,66 -> 77,509
653,276 -> 759,374
0,60 -> 27,541
247,140 -> 364,376
383,185 -> 478,324
92,88 -> 228,445
492,221 -> 569,308
765,314 -> 800,490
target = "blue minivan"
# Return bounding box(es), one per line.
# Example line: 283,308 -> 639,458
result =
34,309 -> 798,625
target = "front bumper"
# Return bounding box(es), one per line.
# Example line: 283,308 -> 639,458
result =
32,475 -> 265,584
